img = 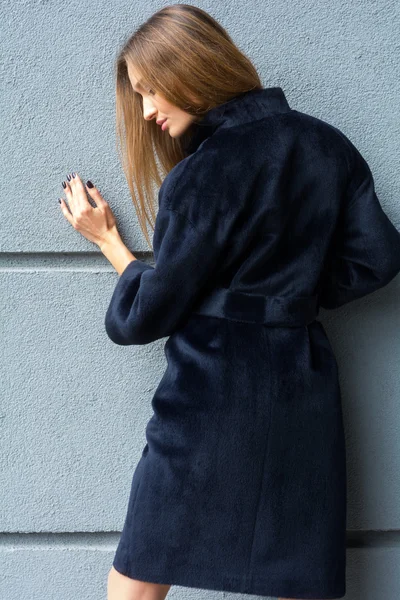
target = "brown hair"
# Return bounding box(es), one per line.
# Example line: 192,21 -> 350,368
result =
114,3 -> 262,249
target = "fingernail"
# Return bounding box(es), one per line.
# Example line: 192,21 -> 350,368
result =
62,181 -> 66,189
72,172 -> 76,178
66,174 -> 71,181
86,180 -> 94,188
58,198 -> 62,203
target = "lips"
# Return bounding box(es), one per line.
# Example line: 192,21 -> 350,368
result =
157,118 -> 167,126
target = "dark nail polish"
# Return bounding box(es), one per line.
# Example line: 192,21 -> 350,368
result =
62,181 -> 66,189
72,172 -> 76,178
86,180 -> 94,188
67,174 -> 71,181
58,198 -> 62,203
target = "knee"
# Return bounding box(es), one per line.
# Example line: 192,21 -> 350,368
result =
107,565 -> 171,600
107,566 -> 143,600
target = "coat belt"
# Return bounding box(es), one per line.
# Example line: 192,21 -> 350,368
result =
192,287 -> 320,326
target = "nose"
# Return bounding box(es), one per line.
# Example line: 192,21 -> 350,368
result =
142,98 -> 157,121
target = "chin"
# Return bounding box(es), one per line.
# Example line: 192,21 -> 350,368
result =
169,125 -> 182,138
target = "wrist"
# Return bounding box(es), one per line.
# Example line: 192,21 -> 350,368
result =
98,227 -> 138,275
98,226 -> 121,252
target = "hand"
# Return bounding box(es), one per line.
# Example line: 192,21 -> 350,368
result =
59,172 -> 118,247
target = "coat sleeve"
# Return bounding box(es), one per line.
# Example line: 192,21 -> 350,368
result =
104,207 -> 226,345
318,146 -> 400,309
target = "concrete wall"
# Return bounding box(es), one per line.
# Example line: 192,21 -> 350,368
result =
1,1 -> 400,598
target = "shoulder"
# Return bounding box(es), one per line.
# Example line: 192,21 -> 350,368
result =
158,135 -> 247,232
286,110 -> 379,202
161,132 -> 235,194
296,110 -> 376,187
288,109 -> 363,172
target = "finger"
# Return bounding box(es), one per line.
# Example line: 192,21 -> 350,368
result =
70,171 -> 85,191
58,197 -> 76,227
63,179 -> 75,212
85,180 -> 107,207
69,172 -> 89,209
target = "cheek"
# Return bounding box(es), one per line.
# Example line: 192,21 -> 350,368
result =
155,97 -> 176,114
160,103 -> 173,116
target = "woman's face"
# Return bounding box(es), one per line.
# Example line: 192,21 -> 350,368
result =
127,63 -> 198,138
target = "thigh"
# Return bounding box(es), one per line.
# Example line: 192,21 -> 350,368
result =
107,566 -> 171,600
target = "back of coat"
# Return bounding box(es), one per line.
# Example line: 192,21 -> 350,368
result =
203,107 -> 400,309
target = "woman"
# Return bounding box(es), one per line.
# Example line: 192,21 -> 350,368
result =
59,5 -> 400,600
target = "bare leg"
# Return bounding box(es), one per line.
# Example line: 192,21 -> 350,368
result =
107,565 -> 172,600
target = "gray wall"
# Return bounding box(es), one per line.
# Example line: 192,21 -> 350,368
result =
1,1 -> 400,598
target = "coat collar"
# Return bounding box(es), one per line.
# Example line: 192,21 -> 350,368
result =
182,86 -> 291,155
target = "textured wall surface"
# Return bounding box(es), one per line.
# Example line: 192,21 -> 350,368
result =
1,1 -> 400,598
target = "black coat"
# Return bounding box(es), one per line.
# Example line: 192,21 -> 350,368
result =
105,87 -> 400,599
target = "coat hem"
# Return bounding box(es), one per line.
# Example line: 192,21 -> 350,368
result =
112,555 -> 346,599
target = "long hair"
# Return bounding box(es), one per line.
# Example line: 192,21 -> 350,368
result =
114,4 -> 262,249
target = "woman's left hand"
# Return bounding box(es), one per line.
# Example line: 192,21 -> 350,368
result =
59,172 -> 118,247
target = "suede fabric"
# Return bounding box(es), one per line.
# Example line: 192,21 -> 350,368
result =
105,87 -> 400,599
